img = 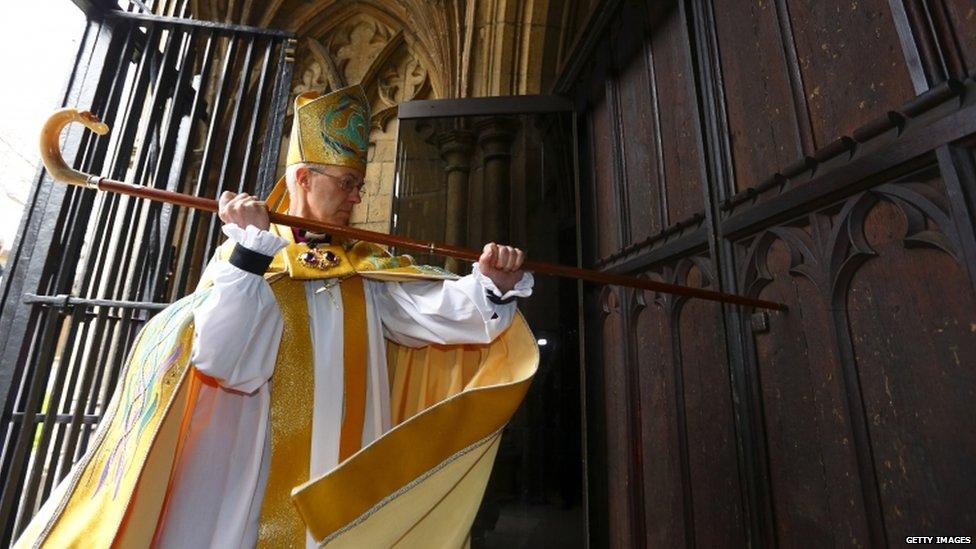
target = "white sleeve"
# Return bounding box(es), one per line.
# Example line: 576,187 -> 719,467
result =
375,263 -> 534,347
191,224 -> 289,393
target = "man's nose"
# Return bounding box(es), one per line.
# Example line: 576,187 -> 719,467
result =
348,188 -> 363,204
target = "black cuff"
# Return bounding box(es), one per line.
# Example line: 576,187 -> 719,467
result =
486,289 -> 517,305
229,244 -> 274,275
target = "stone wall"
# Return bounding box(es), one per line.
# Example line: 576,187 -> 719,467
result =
189,0 -> 601,234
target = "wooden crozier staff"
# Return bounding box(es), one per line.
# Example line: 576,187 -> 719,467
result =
40,108 -> 786,311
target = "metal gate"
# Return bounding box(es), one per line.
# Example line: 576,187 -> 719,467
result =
0,4 -> 295,543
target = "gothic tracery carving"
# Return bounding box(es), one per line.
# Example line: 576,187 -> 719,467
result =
332,17 -> 394,84
378,53 -> 429,107
740,174 -> 963,304
292,60 -> 327,100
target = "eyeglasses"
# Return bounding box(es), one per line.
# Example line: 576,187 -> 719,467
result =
307,167 -> 367,197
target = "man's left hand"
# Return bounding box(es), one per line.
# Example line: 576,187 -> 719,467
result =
478,243 -> 526,294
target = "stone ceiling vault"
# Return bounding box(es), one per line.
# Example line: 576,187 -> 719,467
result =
189,0 -> 597,99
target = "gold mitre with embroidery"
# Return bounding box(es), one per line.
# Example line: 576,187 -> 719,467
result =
286,85 -> 370,172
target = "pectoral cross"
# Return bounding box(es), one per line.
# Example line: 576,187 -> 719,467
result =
315,278 -> 341,309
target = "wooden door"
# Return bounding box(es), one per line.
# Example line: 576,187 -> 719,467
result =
558,0 -> 976,546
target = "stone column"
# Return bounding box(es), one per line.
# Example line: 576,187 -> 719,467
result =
436,129 -> 475,273
475,117 -> 519,244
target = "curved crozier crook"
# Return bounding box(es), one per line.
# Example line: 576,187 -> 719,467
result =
39,108 -> 109,188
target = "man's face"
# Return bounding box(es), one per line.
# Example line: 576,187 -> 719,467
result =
291,164 -> 365,225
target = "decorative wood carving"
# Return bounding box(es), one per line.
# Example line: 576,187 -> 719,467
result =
566,0 -> 976,544
737,168 -> 975,545
740,174 -> 963,302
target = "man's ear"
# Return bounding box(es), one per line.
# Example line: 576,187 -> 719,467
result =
294,166 -> 311,190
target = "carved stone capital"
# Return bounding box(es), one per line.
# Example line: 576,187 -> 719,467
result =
435,129 -> 475,174
474,117 -> 520,161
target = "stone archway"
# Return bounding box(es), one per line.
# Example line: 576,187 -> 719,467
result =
186,0 -> 594,232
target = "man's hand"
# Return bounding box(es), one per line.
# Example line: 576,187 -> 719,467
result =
478,243 -> 526,294
218,191 -> 270,231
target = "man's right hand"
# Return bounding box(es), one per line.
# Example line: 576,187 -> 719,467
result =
218,191 -> 270,231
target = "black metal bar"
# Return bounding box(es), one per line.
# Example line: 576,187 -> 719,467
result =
1,14 -> 298,543
130,25 -> 196,304
75,313 -> 118,457
0,307 -> 64,540
55,308 -> 108,480
221,35 -> 259,194
205,35 -> 258,257
77,25 -> 141,299
101,310 -> 145,427
81,191 -> 125,298
130,0 -> 152,13
126,25 -> 185,264
10,413 -> 102,425
13,309 -> 84,535
127,49 -> 185,303
76,23 -> 137,296
107,25 -> 159,184
104,25 -> 172,305
0,307 -> 47,506
174,33 -> 240,294
70,0 -> 118,19
4,24 -> 144,539
26,21 -> 116,306
117,27 -> 186,305
105,9 -> 295,38
239,38 -> 275,192
87,25 -> 161,307
148,28 -> 200,302
0,17 -> 124,545
22,293 -> 170,311
41,314 -> 93,498
256,38 -> 294,197
170,31 -> 218,297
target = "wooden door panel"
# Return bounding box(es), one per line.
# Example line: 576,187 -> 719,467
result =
634,284 -> 685,546
564,0 -> 976,543
581,37 -> 619,263
651,10 -> 705,225
786,0 -> 916,147
589,89 -> 621,260
676,263 -> 746,547
746,237 -> 872,547
736,168 -> 976,545
615,25 -> 663,242
945,1 -> 976,74
845,197 -> 976,540
712,0 -> 804,191
599,289 -> 637,547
